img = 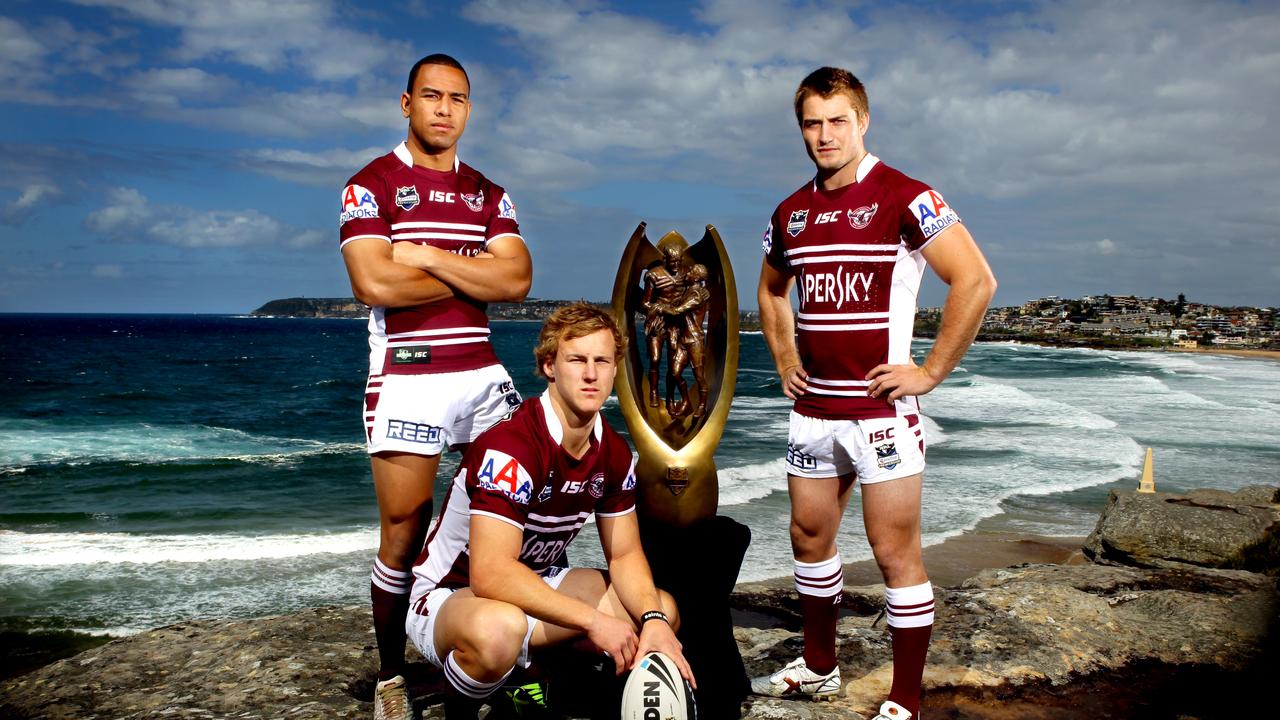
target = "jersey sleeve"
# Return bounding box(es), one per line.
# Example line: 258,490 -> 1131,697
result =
762,209 -> 789,272
339,169 -> 392,250
464,433 -> 542,530
484,181 -> 523,248
595,441 -> 637,518
897,180 -> 961,252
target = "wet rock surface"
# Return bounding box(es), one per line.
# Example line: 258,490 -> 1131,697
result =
1082,485 -> 1280,573
3,486 -> 1277,719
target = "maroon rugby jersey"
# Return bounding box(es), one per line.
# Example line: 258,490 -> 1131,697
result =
764,154 -> 961,420
409,392 -> 637,594
339,142 -> 523,375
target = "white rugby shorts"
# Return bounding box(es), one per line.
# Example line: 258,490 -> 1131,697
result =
785,410 -> 926,483
406,565 -> 573,669
363,364 -> 521,455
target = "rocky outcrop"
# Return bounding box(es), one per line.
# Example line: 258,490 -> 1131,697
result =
3,486 -> 1277,719
250,297 -> 367,318
1082,485 -> 1280,573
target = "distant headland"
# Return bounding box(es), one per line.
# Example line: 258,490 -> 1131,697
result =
253,293 -> 1278,353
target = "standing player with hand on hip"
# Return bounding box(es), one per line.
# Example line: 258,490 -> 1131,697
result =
338,53 -> 532,720
751,67 -> 995,720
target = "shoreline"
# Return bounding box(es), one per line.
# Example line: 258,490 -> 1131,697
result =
5,522 -> 1090,682
976,337 -> 1280,362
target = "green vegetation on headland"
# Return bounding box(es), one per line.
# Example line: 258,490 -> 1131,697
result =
254,292 -> 1278,350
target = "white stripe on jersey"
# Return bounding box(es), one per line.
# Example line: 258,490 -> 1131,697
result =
386,336 -> 490,348
391,232 -> 485,242
388,326 -> 491,339
527,511 -> 591,523
471,508 -> 524,530
339,234 -> 391,249
790,255 -> 898,265
805,387 -> 870,397
797,322 -> 891,331
596,505 -> 636,518
786,243 -> 895,255
391,221 -> 486,232
525,518 -> 589,533
805,377 -> 870,387
798,311 -> 890,321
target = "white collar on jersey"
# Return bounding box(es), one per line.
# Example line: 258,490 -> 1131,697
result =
394,141 -> 460,171
811,152 -> 879,191
539,390 -> 604,446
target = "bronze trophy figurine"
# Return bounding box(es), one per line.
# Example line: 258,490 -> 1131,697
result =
611,223 -> 738,527
612,222 -> 750,718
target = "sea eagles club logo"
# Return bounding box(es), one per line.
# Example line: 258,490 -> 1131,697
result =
395,185 -> 420,211
848,203 -> 878,229
787,209 -> 808,237
461,191 -> 483,212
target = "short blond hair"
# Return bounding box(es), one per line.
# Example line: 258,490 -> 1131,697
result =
794,66 -> 869,124
533,303 -> 626,378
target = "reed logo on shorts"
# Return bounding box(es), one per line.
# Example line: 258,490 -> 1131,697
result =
386,419 -> 442,445
786,443 -> 817,470
875,442 -> 901,470
476,449 -> 533,504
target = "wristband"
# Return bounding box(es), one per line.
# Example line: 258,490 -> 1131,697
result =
641,610 -> 669,626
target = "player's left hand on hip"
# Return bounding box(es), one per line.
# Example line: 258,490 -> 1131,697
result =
866,360 -> 939,403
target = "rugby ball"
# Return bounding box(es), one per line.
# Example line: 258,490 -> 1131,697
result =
620,651 -> 696,720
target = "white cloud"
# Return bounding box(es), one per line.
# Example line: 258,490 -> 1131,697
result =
74,0 -> 408,81
91,263 -> 124,278
1096,238 -> 1116,255
86,187 -> 324,249
1,183 -> 59,225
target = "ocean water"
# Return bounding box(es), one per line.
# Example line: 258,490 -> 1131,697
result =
1,315 -> 1276,636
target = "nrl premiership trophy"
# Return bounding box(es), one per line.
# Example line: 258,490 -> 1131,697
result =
611,222 -> 750,718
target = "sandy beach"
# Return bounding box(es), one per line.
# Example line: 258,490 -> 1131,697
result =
1166,346 -> 1280,362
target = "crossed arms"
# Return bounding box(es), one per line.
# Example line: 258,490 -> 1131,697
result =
341,234 -> 532,307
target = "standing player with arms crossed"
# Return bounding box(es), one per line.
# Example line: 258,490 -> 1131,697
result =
338,53 -> 533,720
751,67 -> 996,720
406,303 -> 694,709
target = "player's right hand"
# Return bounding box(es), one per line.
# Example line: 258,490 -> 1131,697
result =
587,609 -> 638,675
780,363 -> 809,399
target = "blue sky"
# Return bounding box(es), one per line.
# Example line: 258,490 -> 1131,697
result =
1,0 -> 1277,313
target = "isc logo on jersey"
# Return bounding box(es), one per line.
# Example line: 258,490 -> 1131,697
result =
340,184 -> 379,225
909,189 -> 959,240
476,449 -> 534,504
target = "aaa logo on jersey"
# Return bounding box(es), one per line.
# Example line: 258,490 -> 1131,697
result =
340,184 -> 379,225
476,449 -> 534,504
761,223 -> 773,254
909,190 -> 959,240
498,192 -> 517,220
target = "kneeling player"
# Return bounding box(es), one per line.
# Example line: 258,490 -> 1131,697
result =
405,303 -> 695,705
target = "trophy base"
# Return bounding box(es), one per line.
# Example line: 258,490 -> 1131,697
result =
641,515 -> 752,720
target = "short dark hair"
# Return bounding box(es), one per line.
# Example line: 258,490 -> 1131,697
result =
533,303 -> 626,378
794,66 -> 868,124
406,53 -> 470,94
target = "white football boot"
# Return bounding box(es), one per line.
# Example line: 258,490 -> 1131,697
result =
373,675 -> 410,720
872,699 -> 914,719
749,656 -> 840,699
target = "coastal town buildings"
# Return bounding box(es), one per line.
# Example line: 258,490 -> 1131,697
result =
938,294 -> 1279,349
